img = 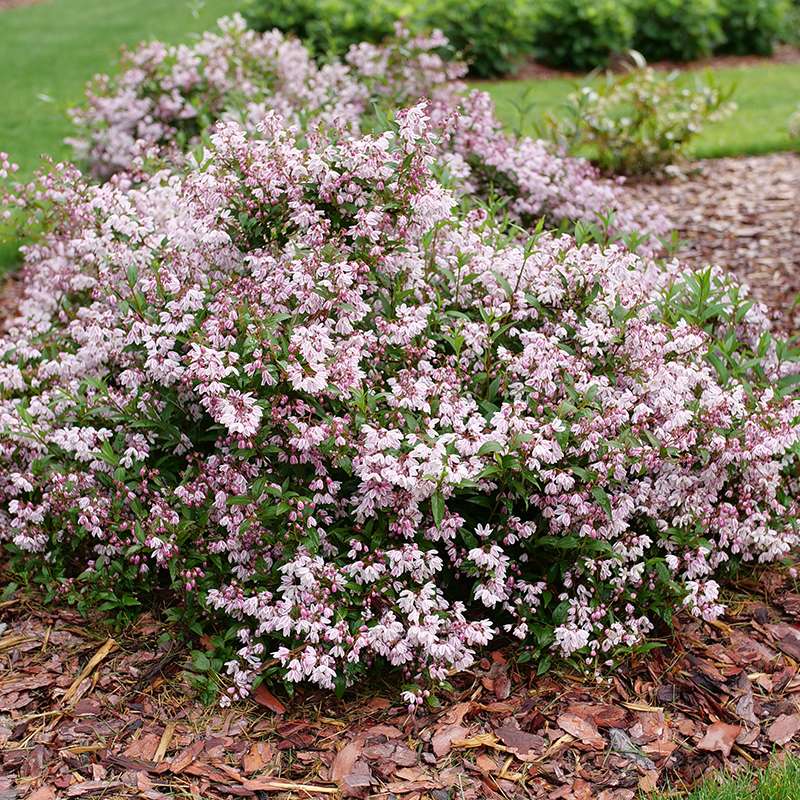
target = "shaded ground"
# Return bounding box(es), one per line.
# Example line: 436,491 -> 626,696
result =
3,563 -> 800,800
508,45 -> 800,81
628,152 -> 800,333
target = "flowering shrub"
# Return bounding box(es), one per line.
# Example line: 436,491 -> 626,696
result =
2,104 -> 799,704
67,16 -> 669,252
67,15 -> 370,180
790,105 -> 800,139
546,65 -> 735,175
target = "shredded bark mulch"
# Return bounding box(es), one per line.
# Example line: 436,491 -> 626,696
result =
2,563 -> 800,800
0,272 -> 25,330
628,152 -> 800,333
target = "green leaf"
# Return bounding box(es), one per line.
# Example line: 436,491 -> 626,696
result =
477,440 -> 503,456
431,490 -> 445,528
591,486 -> 612,518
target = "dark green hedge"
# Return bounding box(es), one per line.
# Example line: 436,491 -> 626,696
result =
242,0 -> 792,76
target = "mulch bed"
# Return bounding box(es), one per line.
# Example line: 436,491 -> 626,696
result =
2,562 -> 800,800
628,152 -> 800,333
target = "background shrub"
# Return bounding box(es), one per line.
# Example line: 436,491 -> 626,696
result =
630,0 -> 724,61
531,0 -> 635,70
242,0 -> 530,77
414,0 -> 533,78
547,65 -> 735,174
790,104 -> 800,138
716,0 -> 787,55
242,0 -> 402,57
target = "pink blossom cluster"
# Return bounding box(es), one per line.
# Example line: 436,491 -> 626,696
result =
67,15 -> 669,248
1,107 -> 797,700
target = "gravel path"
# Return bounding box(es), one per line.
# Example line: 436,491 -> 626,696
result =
628,152 -> 800,332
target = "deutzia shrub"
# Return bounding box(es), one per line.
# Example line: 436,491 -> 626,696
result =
547,63 -> 735,175
1,105 -> 799,703
66,15 -> 670,251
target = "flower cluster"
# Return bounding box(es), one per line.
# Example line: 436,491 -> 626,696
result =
2,106 -> 798,703
67,15 -> 669,247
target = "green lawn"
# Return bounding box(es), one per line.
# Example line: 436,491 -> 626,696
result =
0,0 -> 241,177
1,1 -> 798,272
0,0 -> 242,269
483,62 -> 800,160
654,757 -> 800,800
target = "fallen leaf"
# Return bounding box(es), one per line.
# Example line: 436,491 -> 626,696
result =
767,713 -> 800,746
27,789 -> 56,800
767,624 -> 800,660
556,712 -> 605,750
480,701 -> 515,714
169,740 -> 205,774
570,778 -> 595,800
340,761 -> 371,797
432,724 -> 468,758
122,732 -> 161,762
65,781 -> 123,797
566,702 -> 627,729
332,738 -> 372,797
494,722 -> 545,756
242,741 -> 273,774
697,722 -> 741,758
364,724 -> 403,739
737,725 -> 761,746
728,631 -> 778,667
608,728 -> 656,770
439,701 -> 475,726
597,791 -> 635,800
253,684 -> 286,715
475,753 -> 498,773
384,776 -> 441,795
642,738 -> 677,759
735,691 -> 758,726
781,594 -> 800,616
0,692 -> 33,711
638,771 -> 660,794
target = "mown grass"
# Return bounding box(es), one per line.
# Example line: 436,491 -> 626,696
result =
653,757 -> 800,800
0,0 -> 240,177
0,0 -> 241,271
1,1 -> 798,274
483,62 -> 800,159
